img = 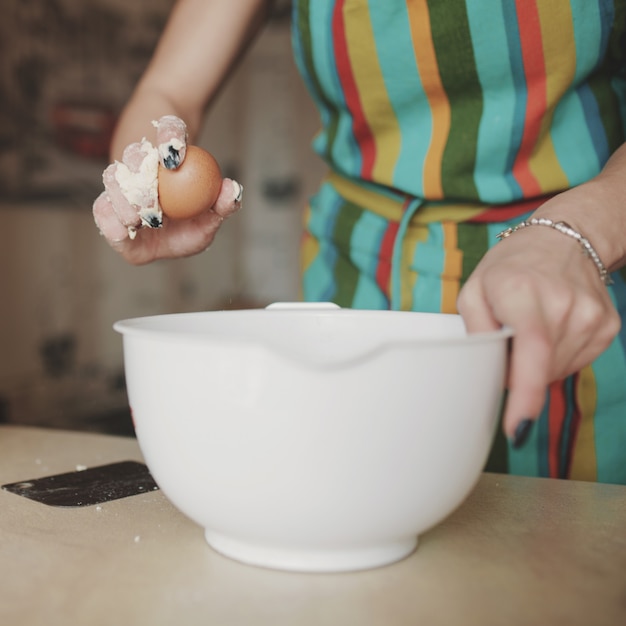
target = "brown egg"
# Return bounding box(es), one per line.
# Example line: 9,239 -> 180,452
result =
158,145 -> 222,219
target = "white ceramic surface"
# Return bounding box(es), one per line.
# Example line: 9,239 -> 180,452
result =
114,303 -> 512,572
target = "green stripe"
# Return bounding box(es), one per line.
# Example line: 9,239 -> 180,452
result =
589,0 -> 626,153
295,0 -> 341,163
484,393 -> 509,474
427,0 -> 482,199
295,1 -> 321,110
588,75 -> 624,154
456,222 -> 488,285
331,200 -> 365,306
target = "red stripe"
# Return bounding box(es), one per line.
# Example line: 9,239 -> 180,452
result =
468,193 -> 557,223
547,380 -> 567,478
512,1 -> 545,196
332,0 -> 376,178
375,221 -> 399,295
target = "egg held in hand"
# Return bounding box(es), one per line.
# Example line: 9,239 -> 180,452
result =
158,145 -> 222,219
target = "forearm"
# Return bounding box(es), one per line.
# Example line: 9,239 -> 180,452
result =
532,142 -> 626,273
110,0 -> 272,160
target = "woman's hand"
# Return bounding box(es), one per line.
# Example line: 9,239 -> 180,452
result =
457,217 -> 620,444
90,0 -> 271,265
92,115 -> 242,265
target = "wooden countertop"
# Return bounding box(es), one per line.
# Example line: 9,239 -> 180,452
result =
1,425 -> 625,626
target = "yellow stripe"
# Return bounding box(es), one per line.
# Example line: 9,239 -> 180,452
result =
407,0 -> 449,199
441,222 -> 461,314
528,1 -> 573,190
328,172 -> 486,223
570,365 -> 598,481
301,205 -> 319,274
343,0 -> 401,185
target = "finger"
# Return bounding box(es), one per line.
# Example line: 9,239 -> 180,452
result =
155,115 -> 188,169
102,163 -> 142,228
212,178 -> 243,218
457,279 -> 501,333
122,210 -> 225,265
503,325 -> 551,439
481,277 -> 553,438
458,277 -> 542,439
92,191 -> 130,244
121,140 -> 155,171
117,141 -> 162,228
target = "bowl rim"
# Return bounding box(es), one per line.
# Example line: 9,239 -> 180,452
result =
113,307 -> 514,349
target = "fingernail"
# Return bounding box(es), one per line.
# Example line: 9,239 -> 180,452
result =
162,145 -> 181,170
511,419 -> 533,449
138,207 -> 163,229
233,181 -> 243,203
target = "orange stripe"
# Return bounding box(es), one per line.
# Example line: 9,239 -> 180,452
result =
441,222 -> 460,314
407,0 -> 450,198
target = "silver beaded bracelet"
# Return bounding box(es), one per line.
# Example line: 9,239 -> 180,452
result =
496,217 -> 613,286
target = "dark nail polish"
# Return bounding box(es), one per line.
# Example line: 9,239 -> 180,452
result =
146,215 -> 162,228
511,419 -> 533,449
163,145 -> 181,170
139,210 -> 163,229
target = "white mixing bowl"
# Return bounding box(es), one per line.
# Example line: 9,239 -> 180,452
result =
114,303 -> 511,572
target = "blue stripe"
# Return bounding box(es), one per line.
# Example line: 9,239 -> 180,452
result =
350,208 -> 390,308
466,0 -> 517,203
349,209 -> 388,277
302,184 -> 343,302
319,0 -> 362,175
610,272 -> 626,357
409,222 -> 445,313
351,272 -> 389,309
577,84 -> 611,166
596,273 -> 626,480
296,1 -> 362,174
303,241 -> 339,303
590,335 -> 626,484
500,0 -> 525,199
551,94 -> 603,184
548,1 -> 606,184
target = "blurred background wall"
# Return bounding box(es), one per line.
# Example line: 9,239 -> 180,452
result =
0,0 -> 325,433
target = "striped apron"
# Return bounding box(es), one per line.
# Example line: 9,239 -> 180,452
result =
291,0 -> 626,483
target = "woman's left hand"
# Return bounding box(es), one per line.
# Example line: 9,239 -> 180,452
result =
457,216 -> 620,443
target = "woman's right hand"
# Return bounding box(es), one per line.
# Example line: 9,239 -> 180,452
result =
92,115 -> 243,265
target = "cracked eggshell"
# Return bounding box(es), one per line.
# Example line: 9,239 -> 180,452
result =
158,145 -> 222,219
